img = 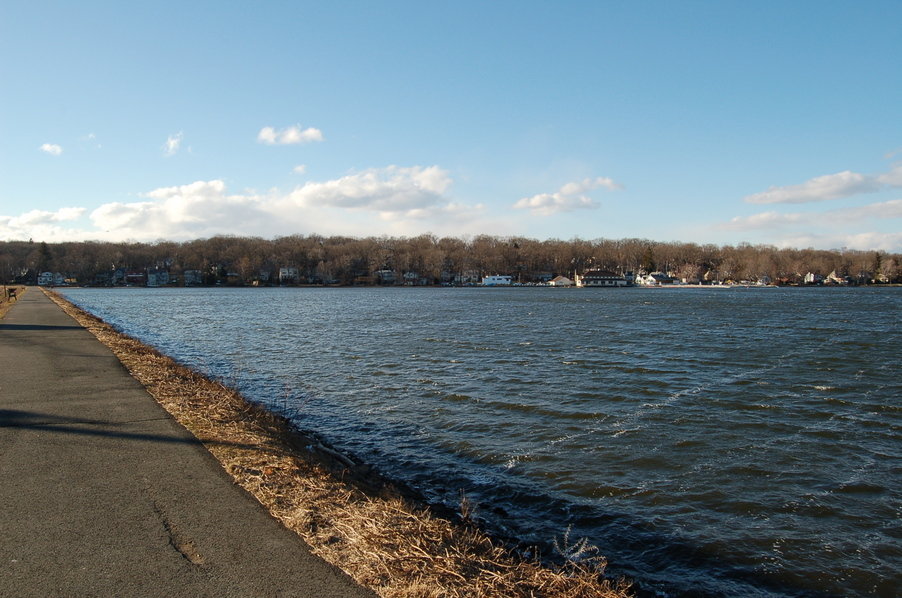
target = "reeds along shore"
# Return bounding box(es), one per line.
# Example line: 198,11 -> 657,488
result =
44,289 -> 633,598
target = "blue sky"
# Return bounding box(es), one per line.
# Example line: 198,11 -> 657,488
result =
2,1 -> 901,251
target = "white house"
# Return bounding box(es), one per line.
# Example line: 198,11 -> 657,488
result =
577,270 -> 629,287
826,270 -> 848,285
481,275 -> 512,286
548,275 -> 574,287
635,272 -> 675,286
37,272 -> 54,286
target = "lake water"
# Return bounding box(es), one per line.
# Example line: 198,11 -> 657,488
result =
60,286 -> 901,597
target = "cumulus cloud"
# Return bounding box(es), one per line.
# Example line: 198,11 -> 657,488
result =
163,132 -> 183,156
258,125 -> 324,145
287,165 -> 452,215
514,177 -> 622,215
0,207 -> 87,242
744,163 -> 902,205
292,164 -> 307,174
8,207 -> 85,226
743,171 -> 880,204
722,199 -> 902,253
91,179 -> 269,235
725,199 -> 902,231
844,198 -> 902,219
40,143 -> 63,156
876,163 -> 902,187
772,231 -> 902,253
722,211 -> 804,229
722,162 -> 902,251
0,165 -> 484,242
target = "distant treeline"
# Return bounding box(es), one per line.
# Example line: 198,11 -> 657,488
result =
1,235 -> 899,286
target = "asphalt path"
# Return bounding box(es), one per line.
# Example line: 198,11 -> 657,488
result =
0,289 -> 375,597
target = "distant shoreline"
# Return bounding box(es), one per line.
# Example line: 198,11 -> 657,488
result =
37,282 -> 902,291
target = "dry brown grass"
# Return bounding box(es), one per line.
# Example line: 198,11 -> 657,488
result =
45,288 -> 632,598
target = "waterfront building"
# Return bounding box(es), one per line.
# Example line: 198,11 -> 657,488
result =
577,270 -> 630,287
548,275 -> 574,287
481,275 -> 512,286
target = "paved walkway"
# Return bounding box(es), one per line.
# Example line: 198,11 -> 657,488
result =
0,290 -> 375,597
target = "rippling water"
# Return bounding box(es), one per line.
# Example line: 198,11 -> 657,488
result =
60,286 -> 901,597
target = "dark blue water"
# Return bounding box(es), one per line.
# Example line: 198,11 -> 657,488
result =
60,286 -> 901,597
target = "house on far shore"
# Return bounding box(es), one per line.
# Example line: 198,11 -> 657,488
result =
577,269 -> 630,287
374,269 -> 396,285
636,271 -> 676,286
454,270 -> 481,285
548,275 -> 574,287
183,270 -> 204,286
146,269 -> 170,287
403,271 -> 429,286
825,270 -> 850,285
482,275 -> 512,286
279,267 -> 300,284
125,270 -> 146,286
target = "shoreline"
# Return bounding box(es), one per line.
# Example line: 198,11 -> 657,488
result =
35,281 -> 902,292
43,288 -> 632,598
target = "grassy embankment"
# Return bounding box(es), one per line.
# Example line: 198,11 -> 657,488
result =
0,286 -> 25,319
44,289 -> 632,598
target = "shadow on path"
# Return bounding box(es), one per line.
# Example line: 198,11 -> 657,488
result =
0,408 -> 268,452
0,323 -> 83,331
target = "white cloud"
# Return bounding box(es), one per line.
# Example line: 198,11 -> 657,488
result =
720,162 -> 902,251
292,164 -> 307,174
9,207 -> 85,226
724,199 -> 902,231
843,198 -> 902,220
40,143 -> 63,156
0,165 -> 486,242
258,125 -> 324,145
744,163 -> 902,205
876,163 -> 902,187
723,211 -> 805,229
0,207 -> 87,242
89,180 -> 271,239
163,132 -> 183,157
287,165 -> 453,215
743,171 -> 880,204
771,231 -> 902,253
514,177 -> 622,215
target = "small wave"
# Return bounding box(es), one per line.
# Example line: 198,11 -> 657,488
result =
834,482 -> 887,495
612,427 -> 640,437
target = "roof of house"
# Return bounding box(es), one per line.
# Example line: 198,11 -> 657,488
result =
582,269 -> 622,278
